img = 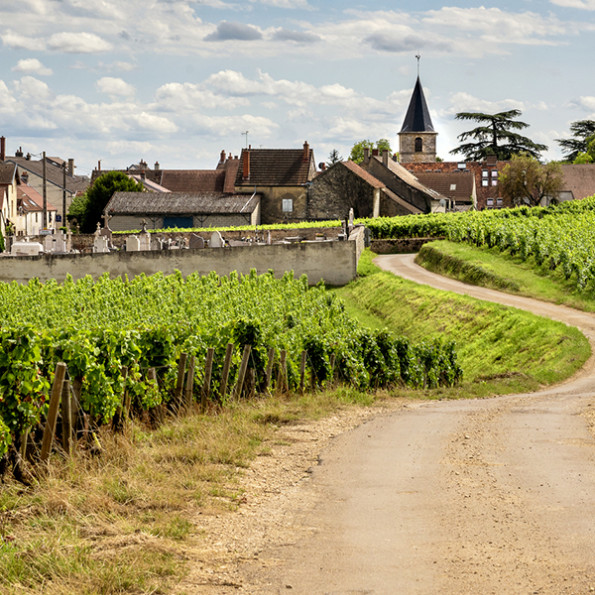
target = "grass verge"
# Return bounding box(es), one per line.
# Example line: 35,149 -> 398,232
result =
335,249 -> 590,399
416,240 -> 595,312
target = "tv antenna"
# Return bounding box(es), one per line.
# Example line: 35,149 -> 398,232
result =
241,130 -> 249,148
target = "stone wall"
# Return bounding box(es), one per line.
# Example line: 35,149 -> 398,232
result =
371,237 -> 441,254
0,227 -> 364,286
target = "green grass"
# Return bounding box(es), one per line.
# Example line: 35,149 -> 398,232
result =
335,249 -> 590,399
417,240 -> 595,312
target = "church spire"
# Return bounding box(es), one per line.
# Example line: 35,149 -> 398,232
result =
398,58 -> 437,163
400,76 -> 435,133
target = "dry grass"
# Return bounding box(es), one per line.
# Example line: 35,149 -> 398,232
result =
0,391 -> 376,594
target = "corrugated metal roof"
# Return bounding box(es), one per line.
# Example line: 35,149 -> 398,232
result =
106,192 -> 260,215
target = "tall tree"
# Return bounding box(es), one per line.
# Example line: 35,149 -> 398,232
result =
326,149 -> 343,167
71,171 -> 144,233
499,153 -> 563,207
556,120 -> 595,162
450,109 -> 547,161
350,138 -> 392,164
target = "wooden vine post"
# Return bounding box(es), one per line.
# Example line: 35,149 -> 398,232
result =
185,354 -> 196,409
300,350 -> 307,394
200,349 -> 214,412
277,349 -> 288,394
233,345 -> 252,399
264,347 -> 275,393
174,353 -> 188,407
219,343 -> 234,401
61,379 -> 73,456
40,362 -> 68,463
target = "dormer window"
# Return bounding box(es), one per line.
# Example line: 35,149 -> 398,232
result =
415,137 -> 423,152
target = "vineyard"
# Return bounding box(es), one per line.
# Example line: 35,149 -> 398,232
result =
365,195 -> 595,294
0,269 -> 462,472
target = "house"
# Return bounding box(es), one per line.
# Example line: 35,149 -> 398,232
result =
360,150 -> 451,213
402,158 -> 506,209
412,170 -> 476,210
6,145 -> 89,224
105,191 -> 260,231
234,142 -> 316,224
16,183 -> 58,236
558,164 -> 595,202
308,160 -> 385,220
0,159 -> 18,237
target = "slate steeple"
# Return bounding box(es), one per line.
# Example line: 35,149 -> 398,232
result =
398,74 -> 437,163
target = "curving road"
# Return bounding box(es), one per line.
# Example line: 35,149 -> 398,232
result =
238,254 -> 595,594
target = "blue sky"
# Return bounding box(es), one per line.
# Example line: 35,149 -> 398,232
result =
1,0 -> 594,176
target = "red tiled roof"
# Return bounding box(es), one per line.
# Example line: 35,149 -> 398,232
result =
235,147 -> 315,186
415,171 -> 474,202
17,183 -> 57,212
158,170 -> 226,193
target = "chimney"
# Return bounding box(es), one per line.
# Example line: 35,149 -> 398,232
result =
21,171 -> 29,184
15,146 -> 23,158
382,150 -> 389,166
242,146 -> 251,181
0,136 -> 5,161
68,158 -> 74,176
363,147 -> 370,162
154,161 -> 160,171
220,149 -> 226,164
372,148 -> 379,157
97,160 -> 101,172
303,141 -> 309,162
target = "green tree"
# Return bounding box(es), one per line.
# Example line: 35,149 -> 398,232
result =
350,138 -> 392,164
556,120 -> 595,162
72,172 -> 143,233
450,109 -> 547,161
499,153 -> 563,207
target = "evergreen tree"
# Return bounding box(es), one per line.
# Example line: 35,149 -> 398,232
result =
556,120 -> 595,162
450,110 -> 547,161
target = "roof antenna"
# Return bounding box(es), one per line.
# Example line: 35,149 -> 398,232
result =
241,130 -> 249,149
416,53 -> 421,78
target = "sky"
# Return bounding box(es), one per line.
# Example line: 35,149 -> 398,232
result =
0,0 -> 594,177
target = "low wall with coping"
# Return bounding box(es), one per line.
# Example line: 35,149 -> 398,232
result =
371,237 -> 443,254
0,228 -> 364,286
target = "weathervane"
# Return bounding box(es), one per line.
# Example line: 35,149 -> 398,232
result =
416,54 -> 421,77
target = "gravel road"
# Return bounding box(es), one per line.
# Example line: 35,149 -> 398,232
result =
187,254 -> 595,594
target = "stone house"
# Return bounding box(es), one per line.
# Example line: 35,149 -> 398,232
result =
307,160 -> 384,220
360,150 -> 450,213
105,191 -> 260,231
234,142 -> 316,224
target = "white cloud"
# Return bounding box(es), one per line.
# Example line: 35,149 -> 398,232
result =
96,77 -> 136,98
575,96 -> 595,111
48,32 -> 113,53
154,82 -> 248,110
551,0 -> 595,8
1,30 -> 45,51
444,92 -> 526,116
0,80 -> 19,115
14,76 -> 52,100
12,59 -> 53,76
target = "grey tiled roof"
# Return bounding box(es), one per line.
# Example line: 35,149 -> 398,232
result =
7,157 -> 88,193
106,192 -> 259,215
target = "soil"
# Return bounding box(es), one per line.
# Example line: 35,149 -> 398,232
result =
177,254 -> 595,594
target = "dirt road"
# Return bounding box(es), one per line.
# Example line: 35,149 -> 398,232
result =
190,254 -> 595,594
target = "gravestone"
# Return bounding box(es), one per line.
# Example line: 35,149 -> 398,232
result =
93,235 -> 110,253
126,235 -> 140,252
210,230 -> 224,248
190,234 -> 204,249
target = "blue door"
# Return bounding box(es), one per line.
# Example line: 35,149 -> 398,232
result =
163,216 -> 193,229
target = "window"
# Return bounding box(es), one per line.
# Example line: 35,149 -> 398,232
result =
491,169 -> 498,177
482,180 -> 488,187
282,198 -> 293,213
496,198 -> 503,207
487,198 -> 494,207
492,179 -> 498,186
415,137 -> 423,152
482,170 -> 489,178
450,184 -> 457,191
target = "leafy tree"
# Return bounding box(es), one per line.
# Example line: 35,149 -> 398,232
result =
350,138 -> 392,164
556,120 -> 595,162
326,149 -> 343,167
450,109 -> 547,161
71,171 -> 144,233
499,153 -> 563,207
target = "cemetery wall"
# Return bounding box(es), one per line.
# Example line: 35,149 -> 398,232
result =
0,232 -> 361,286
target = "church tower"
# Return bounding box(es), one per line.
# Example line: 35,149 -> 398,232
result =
398,72 -> 437,163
